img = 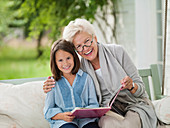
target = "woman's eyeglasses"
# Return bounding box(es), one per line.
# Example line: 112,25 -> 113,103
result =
75,35 -> 93,52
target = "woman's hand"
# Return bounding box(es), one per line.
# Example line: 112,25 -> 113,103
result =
52,112 -> 75,122
120,76 -> 133,90
43,76 -> 55,93
120,76 -> 138,94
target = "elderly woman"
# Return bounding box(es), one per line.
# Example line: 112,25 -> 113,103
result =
43,18 -> 158,128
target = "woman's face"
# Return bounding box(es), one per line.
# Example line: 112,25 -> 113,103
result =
72,32 -> 98,62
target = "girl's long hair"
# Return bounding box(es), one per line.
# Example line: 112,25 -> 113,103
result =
50,39 -> 80,81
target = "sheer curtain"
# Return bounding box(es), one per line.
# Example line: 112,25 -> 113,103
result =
165,1 -> 170,95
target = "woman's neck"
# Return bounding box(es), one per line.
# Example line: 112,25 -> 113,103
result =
90,56 -> 100,70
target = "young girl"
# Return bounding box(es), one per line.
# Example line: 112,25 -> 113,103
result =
44,39 -> 100,128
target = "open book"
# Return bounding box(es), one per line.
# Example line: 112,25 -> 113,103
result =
71,85 -> 124,119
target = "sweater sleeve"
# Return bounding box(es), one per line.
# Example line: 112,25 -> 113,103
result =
112,45 -> 147,98
43,88 -> 63,123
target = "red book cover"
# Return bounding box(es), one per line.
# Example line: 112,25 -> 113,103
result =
71,107 -> 111,118
71,86 -> 123,118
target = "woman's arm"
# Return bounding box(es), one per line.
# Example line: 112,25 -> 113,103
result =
43,76 -> 55,93
113,45 -> 146,97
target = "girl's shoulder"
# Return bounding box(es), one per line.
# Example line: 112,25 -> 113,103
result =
77,69 -> 92,80
78,69 -> 91,76
77,68 -> 86,75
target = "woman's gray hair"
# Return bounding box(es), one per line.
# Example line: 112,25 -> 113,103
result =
63,18 -> 96,42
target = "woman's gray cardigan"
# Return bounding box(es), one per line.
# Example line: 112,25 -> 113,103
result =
80,42 -> 157,128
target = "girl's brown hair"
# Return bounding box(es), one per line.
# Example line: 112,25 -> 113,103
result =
50,39 -> 80,81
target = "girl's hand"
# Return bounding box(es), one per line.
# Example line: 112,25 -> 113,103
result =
61,112 -> 75,122
43,76 -> 55,93
120,76 -> 133,90
52,112 -> 75,122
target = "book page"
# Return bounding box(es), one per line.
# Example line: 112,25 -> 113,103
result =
109,85 -> 123,107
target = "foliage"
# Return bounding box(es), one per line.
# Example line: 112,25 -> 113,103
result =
0,46 -> 51,80
17,0 -> 110,41
0,0 -> 121,79
0,0 -> 26,45
0,1 -> 14,44
0,0 -> 120,79
1,0 -> 119,55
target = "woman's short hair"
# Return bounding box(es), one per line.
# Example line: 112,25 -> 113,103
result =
63,18 -> 96,42
50,39 -> 80,81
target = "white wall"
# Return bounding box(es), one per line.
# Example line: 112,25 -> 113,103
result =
135,0 -> 158,68
94,0 -> 158,69
93,0 -> 137,64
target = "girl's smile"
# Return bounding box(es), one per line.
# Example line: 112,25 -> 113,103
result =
55,50 -> 74,76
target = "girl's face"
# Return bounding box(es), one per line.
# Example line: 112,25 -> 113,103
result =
55,50 -> 74,76
72,32 -> 98,63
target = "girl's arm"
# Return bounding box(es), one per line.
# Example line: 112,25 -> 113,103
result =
44,86 -> 75,123
43,88 -> 62,123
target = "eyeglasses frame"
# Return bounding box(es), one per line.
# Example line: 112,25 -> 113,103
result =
74,34 -> 93,52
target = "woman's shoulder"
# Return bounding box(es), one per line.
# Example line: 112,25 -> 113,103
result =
50,78 -> 63,91
102,43 -> 123,50
101,43 -> 125,57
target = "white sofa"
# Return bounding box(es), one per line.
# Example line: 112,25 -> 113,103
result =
0,78 -> 170,128
0,78 -> 50,128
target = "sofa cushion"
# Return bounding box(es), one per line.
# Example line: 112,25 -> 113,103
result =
153,96 -> 170,125
0,81 -> 50,128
